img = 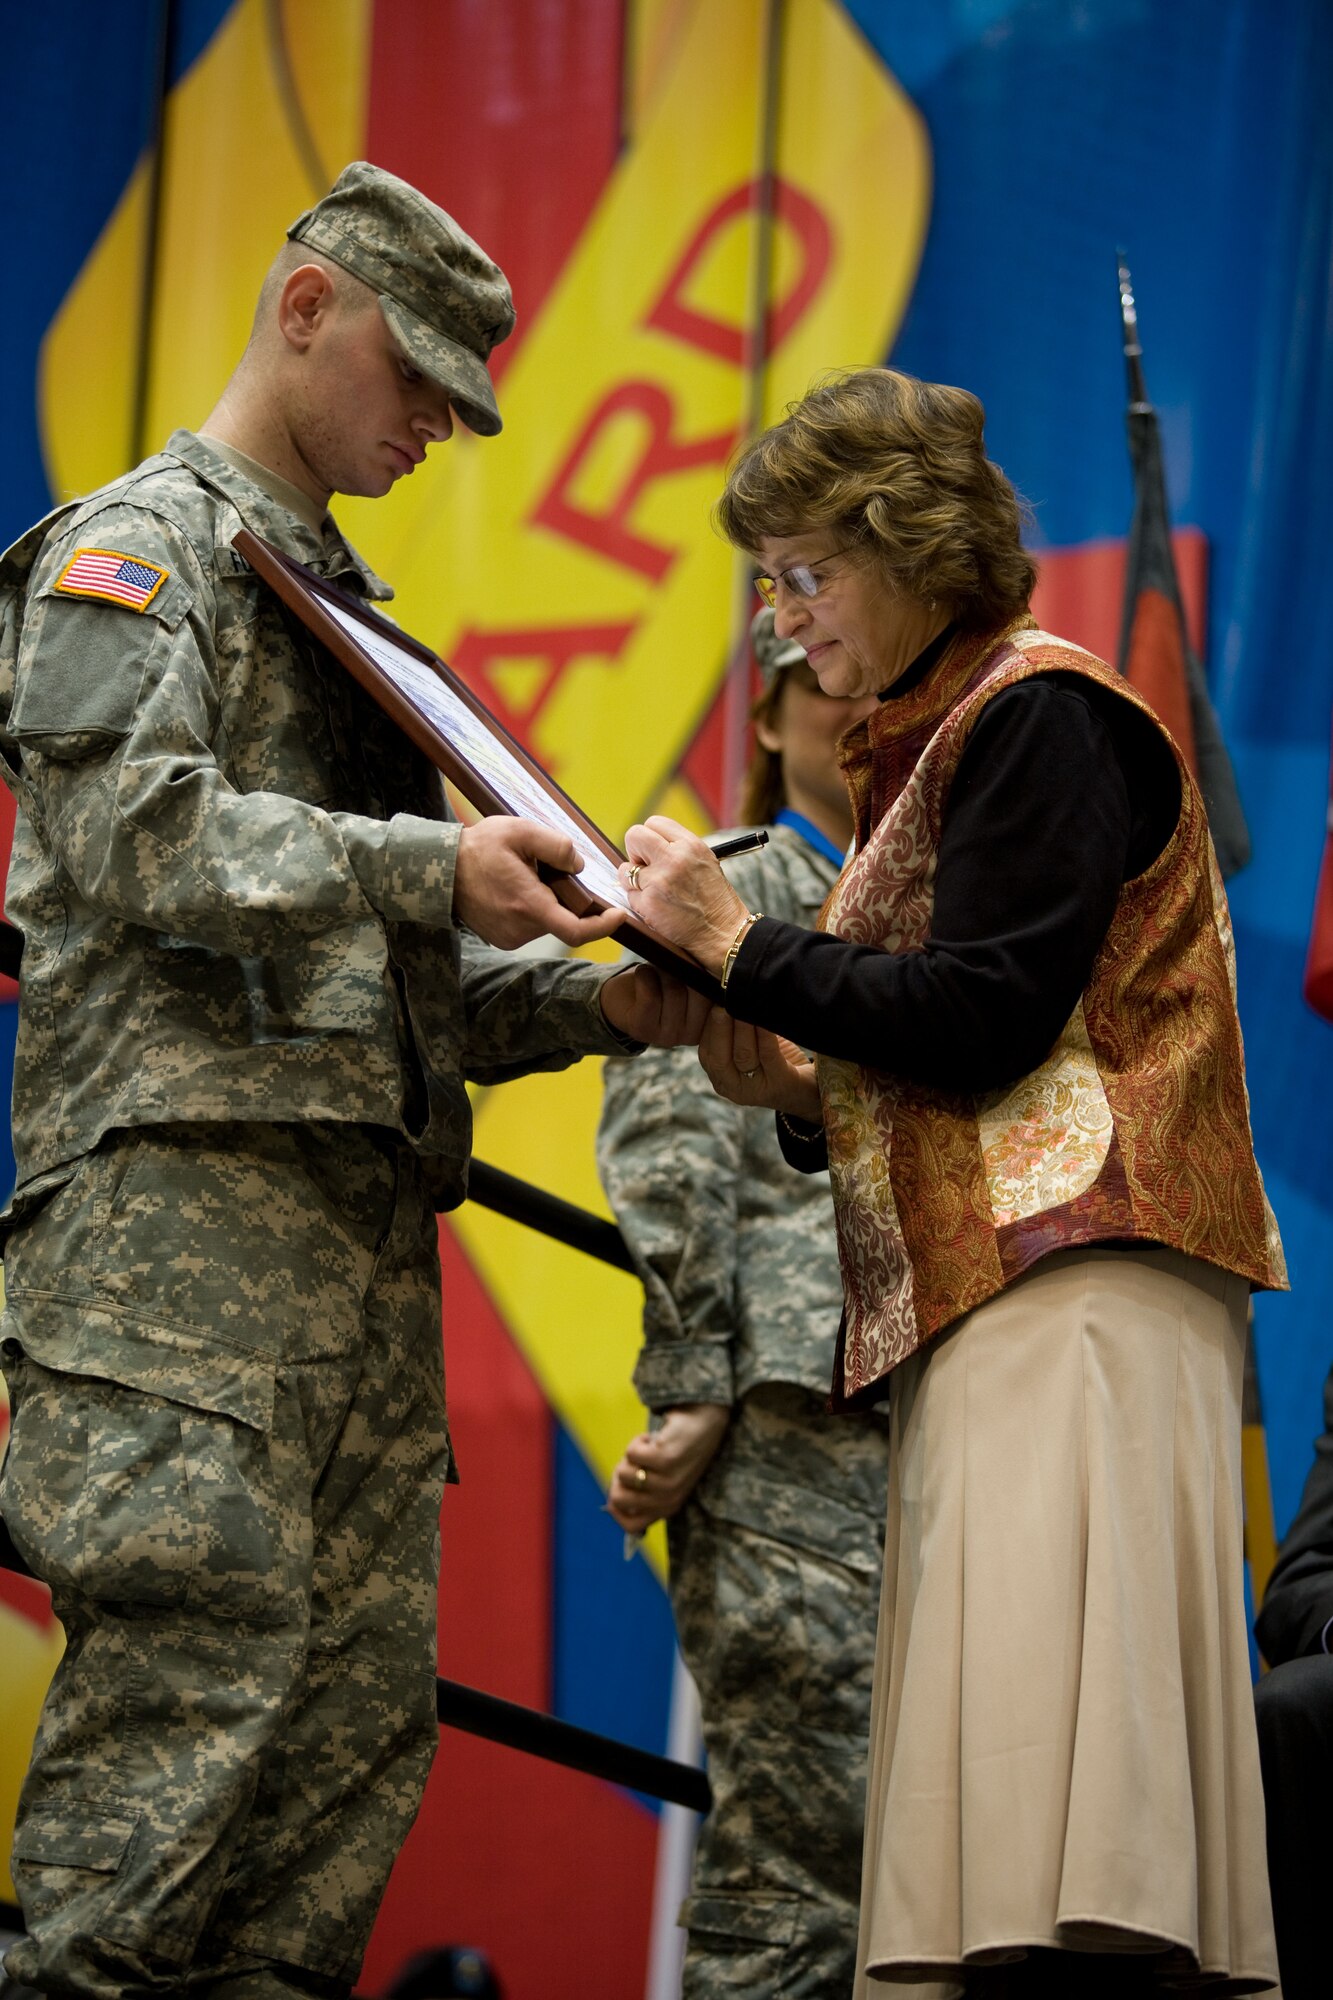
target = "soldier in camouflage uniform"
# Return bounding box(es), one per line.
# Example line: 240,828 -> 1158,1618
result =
0,163 -> 703,2000
598,610 -> 888,1998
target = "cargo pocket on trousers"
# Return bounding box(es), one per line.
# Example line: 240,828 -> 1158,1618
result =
681,1892 -> 800,1990
0,1344 -> 290,1626
0,1160 -> 79,1258
12,1802 -> 139,1876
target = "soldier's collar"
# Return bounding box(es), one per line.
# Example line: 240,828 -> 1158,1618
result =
161,430 -> 393,602
202,437 -> 327,536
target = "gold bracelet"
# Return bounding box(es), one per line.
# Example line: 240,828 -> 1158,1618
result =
778,1111 -> 824,1146
719,910 -> 762,992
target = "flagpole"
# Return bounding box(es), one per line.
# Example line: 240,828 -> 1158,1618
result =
264,0 -> 331,199
720,0 -> 786,824
130,0 -> 177,470
1115,249 -> 1150,414
1115,249 -> 1252,876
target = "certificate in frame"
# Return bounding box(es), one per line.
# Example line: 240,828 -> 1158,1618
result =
233,528 -> 720,999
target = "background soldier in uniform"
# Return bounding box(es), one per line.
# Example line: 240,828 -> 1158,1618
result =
598,609 -> 887,1998
0,163 -> 703,2000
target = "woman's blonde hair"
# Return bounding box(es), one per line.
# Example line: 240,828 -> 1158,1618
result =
716,368 -> 1036,629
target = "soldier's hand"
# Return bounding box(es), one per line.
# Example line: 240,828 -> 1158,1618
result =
599,965 -> 711,1047
453,819 -> 626,950
607,1404 -> 731,1532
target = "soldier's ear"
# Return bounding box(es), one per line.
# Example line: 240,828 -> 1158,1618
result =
277,264 -> 336,352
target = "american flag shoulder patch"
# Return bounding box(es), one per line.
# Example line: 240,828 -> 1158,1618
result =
55,547 -> 170,612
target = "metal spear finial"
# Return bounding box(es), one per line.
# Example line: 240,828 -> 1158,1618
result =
1117,248 -> 1150,411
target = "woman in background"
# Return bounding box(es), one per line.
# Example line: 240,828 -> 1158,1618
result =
600,608 -> 886,1998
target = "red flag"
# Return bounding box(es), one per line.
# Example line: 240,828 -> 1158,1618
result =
1303,730 -> 1333,1022
1124,583 -> 1197,776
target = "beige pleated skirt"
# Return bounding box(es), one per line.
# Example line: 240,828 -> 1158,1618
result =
856,1247 -> 1279,1997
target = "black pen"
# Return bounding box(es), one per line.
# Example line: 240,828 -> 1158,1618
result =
708,829 -> 769,860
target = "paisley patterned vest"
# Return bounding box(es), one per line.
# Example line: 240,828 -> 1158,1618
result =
820,617 -> 1286,1405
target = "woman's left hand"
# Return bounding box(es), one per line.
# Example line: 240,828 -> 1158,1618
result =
699,1007 -> 822,1119
620,816 -> 750,972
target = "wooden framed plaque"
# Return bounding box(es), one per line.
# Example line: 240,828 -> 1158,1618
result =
233,529 -> 721,1000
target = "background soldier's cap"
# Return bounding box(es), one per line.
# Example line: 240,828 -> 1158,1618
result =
287,161 -> 515,437
751,604 -> 807,686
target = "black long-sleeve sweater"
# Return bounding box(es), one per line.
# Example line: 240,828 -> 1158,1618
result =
724,643 -> 1181,1166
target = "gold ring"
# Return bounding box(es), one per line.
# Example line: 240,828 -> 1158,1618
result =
634,1466 -> 648,1489
627,863 -> 643,891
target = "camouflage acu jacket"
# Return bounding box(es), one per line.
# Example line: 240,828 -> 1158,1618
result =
0,431 -> 623,1208
598,823 -> 846,1408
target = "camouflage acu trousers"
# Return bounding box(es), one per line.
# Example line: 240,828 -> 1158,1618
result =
0,1122 -> 450,1999
667,1383 -> 889,1999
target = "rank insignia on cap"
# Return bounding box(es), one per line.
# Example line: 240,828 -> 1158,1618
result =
55,547 -> 169,612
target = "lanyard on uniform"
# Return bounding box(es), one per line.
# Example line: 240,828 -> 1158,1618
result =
774,808 -> 847,871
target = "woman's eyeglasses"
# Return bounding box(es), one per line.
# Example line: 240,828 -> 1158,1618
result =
753,544 -> 859,607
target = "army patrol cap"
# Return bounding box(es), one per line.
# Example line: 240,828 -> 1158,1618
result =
751,604 -> 807,686
287,161 -> 515,437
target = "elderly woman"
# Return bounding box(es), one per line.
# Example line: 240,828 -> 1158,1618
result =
619,369 -> 1286,1999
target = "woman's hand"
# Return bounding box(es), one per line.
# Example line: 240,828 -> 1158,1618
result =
620,816 -> 750,973
698,1007 -> 822,1120
606,1404 -> 732,1532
